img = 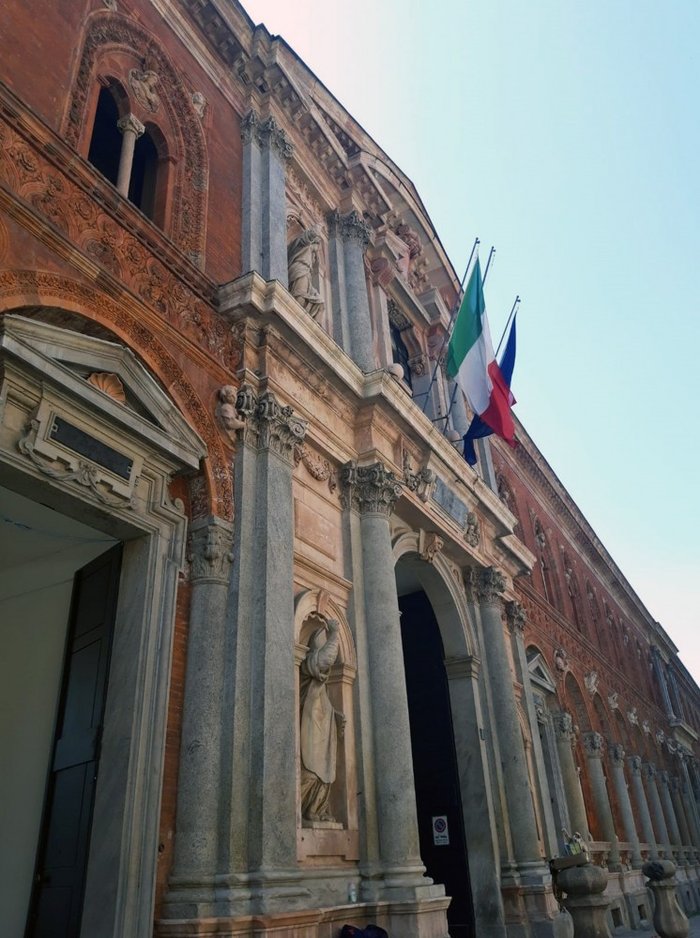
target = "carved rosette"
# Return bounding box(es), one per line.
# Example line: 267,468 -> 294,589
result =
583,731 -> 605,758
340,461 -> 402,516
467,566 -> 506,606
627,755 -> 643,776
609,743 -> 626,767
553,710 -> 575,741
188,518 -> 233,584
234,385 -> 307,462
506,600 -> 526,633
241,110 -> 294,160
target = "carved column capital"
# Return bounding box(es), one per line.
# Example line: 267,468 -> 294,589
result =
329,209 -> 371,250
188,516 -> 233,584
609,742 -> 626,767
467,566 -> 506,605
241,110 -> 294,160
583,731 -> 605,758
658,770 -> 670,788
117,113 -> 145,138
235,385 -> 307,462
627,755 -> 643,776
643,762 -> 658,781
506,600 -> 526,632
553,710 -> 575,741
340,461 -> 402,516
671,776 -> 681,794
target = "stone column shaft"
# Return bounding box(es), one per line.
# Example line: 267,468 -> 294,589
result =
116,113 -> 144,197
583,732 -> 621,870
628,755 -> 659,859
680,762 -> 700,849
329,211 -> 374,371
643,763 -> 672,855
609,744 -> 643,869
671,776 -> 693,855
659,770 -> 684,861
553,711 -> 591,841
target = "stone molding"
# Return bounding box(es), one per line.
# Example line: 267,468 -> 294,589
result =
235,384 -> 307,462
329,209 -> 371,250
553,710 -> 575,741
340,461 -> 402,516
419,531 -> 444,564
187,516 -> 233,583
609,742 -> 626,767
506,600 -> 526,632
467,566 -> 506,605
583,731 -> 605,758
117,113 -> 145,137
628,755 -> 643,776
241,110 -> 294,160
444,655 -> 481,681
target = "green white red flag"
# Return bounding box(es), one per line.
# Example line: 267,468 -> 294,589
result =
445,258 -> 517,447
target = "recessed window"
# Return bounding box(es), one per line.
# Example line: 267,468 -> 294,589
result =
87,87 -> 122,188
129,130 -> 159,221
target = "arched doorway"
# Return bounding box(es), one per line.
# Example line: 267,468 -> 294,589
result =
394,546 -> 482,938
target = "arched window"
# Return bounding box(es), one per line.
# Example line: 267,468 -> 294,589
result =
87,87 -> 122,188
129,128 -> 164,222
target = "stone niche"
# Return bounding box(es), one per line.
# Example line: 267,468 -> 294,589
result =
294,591 -> 359,866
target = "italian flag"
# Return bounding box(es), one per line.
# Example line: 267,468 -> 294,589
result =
445,258 -> 517,447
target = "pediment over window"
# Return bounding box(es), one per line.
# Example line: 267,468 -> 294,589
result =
527,651 -> 557,694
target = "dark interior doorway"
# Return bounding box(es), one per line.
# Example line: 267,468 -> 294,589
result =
399,589 -> 474,938
26,544 -> 122,938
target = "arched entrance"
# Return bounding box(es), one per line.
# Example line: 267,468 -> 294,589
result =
393,542 -> 489,937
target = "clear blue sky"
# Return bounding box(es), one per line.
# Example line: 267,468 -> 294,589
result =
244,0 -> 700,680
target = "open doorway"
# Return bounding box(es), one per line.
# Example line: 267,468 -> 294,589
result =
399,589 -> 475,938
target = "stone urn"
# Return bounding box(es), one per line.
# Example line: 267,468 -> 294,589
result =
556,862 -> 611,938
642,860 -> 689,938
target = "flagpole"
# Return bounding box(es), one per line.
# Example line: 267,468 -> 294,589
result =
495,295 -> 520,359
418,236 -> 480,415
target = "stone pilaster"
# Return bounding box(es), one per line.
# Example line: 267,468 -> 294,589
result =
582,732 -> 621,870
328,210 -> 374,371
241,110 -> 293,285
609,743 -> 643,868
169,517 -> 233,898
553,711 -> 590,841
628,755 -> 659,859
471,570 -> 547,880
341,461 -> 436,901
643,762 -> 672,856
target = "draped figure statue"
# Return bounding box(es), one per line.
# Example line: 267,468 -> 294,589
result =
299,618 -> 344,821
287,229 -> 325,319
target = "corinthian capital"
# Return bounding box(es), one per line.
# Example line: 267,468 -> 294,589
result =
241,110 -> 294,159
329,210 -> 371,250
340,461 -> 402,516
506,600 -> 526,632
467,566 -> 506,605
609,743 -> 626,767
583,731 -> 605,758
117,113 -> 145,137
188,517 -> 233,583
627,755 -> 643,776
236,385 -> 307,461
553,710 -> 575,741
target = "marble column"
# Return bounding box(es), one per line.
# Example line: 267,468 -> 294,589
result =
643,763 -> 672,856
240,111 -> 292,285
659,770 -> 685,862
472,569 -> 547,879
328,211 -> 374,371
553,711 -> 591,842
582,732 -> 621,870
116,113 -> 145,197
627,755 -> 659,859
609,743 -> 643,869
671,776 -> 694,858
171,517 -> 233,889
341,461 -> 432,898
679,758 -> 700,850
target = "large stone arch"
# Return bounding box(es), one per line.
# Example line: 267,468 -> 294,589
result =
0,270 -> 231,519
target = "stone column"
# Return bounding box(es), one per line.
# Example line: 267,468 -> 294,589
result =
643,763 -> 672,856
671,777 -> 694,858
660,770 -> 685,861
582,732 -> 621,870
608,743 -> 643,869
472,569 -> 547,879
116,113 -> 145,196
240,111 -> 292,285
627,755 -> 659,860
553,711 -> 591,842
329,211 -> 374,371
341,462 -> 432,898
679,759 -> 700,851
170,517 -> 233,891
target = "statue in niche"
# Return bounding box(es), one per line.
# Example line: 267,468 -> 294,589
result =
300,618 -> 345,821
287,229 -> 325,319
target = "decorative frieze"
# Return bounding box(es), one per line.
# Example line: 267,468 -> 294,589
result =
340,461 -> 402,516
188,517 -> 233,583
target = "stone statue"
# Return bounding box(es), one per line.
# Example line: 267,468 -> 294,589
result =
300,618 -> 345,821
287,229 -> 324,319
215,385 -> 245,442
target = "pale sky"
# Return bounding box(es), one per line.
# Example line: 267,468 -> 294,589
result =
243,1 -> 700,681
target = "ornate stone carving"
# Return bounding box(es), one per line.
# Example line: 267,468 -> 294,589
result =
464,510 -> 480,547
553,710 -> 574,740
331,210 -> 371,250
468,566 -> 506,605
340,461 -> 402,516
287,229 -> 324,319
609,743 -> 626,766
643,762 -> 658,781
506,600 -> 526,632
187,518 -> 233,583
584,670 -> 599,695
419,531 -> 443,564
117,113 -> 145,138
554,647 -> 569,675
583,731 -> 605,758
607,691 -> 619,710
627,706 -> 639,725
656,729 -> 666,746
642,719 -> 652,735
293,444 -> 337,493
235,386 -> 307,461
240,110 -> 293,160
191,91 -> 207,119
128,69 -> 160,112
628,755 -> 643,776
215,386 -> 245,442
402,452 -> 435,502
87,372 -> 126,403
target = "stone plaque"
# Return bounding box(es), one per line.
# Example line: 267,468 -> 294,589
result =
50,416 -> 133,480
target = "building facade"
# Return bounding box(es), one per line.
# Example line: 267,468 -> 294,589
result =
0,2 -> 698,937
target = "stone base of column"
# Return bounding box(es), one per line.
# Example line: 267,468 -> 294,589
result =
608,869 -> 653,930
156,897 -> 451,938
161,869 -> 311,920
502,875 -> 561,937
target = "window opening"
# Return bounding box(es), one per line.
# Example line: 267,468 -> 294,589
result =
129,131 -> 159,220
87,88 -> 122,188
390,322 -> 412,389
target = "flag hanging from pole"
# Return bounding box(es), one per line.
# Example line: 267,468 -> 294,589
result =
463,313 -> 517,465
445,258 -> 517,452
